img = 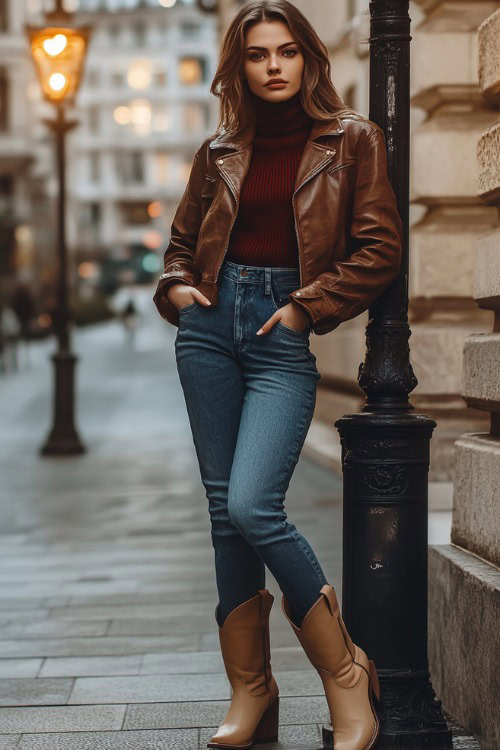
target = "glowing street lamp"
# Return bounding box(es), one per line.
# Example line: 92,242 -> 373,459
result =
25,1 -> 92,456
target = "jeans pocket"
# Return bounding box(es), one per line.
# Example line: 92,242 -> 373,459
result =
270,279 -> 310,336
178,301 -> 199,314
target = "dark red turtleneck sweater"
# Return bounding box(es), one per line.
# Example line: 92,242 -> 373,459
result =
225,89 -> 314,268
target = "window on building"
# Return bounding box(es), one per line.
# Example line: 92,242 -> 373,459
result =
108,23 -> 120,42
180,22 -> 201,38
120,201 -> 150,225
132,21 -> 147,47
0,67 -> 9,131
154,70 -> 167,87
182,102 -> 205,134
87,68 -> 100,87
90,202 -> 101,226
154,152 -> 169,184
111,71 -> 125,87
88,106 -> 99,134
90,153 -> 101,182
115,151 -> 144,184
0,0 -> 8,33
178,56 -> 207,86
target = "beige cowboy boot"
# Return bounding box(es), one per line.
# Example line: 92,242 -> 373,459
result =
282,584 -> 380,750
207,589 -> 280,749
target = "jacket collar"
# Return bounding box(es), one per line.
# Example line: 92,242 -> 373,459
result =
209,115 -> 346,197
208,115 -> 345,151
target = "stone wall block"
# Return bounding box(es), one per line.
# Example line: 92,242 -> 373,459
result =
428,544 -> 500,750
473,227 -> 500,307
451,433 -> 500,565
478,8 -> 500,100
462,333 -> 500,406
477,122 -> 500,202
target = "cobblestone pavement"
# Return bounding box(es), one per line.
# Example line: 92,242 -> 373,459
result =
0,290 -> 480,749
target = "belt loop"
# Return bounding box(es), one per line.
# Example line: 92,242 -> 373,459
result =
265,267 -> 271,296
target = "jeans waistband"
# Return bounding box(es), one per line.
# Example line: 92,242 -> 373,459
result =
221,259 -> 300,286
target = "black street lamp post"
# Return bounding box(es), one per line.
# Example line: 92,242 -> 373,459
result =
333,2 -> 453,748
25,1 -> 92,456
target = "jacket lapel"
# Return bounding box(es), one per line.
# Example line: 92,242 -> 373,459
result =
208,114 -> 345,202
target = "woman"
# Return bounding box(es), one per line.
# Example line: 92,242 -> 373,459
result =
153,2 -> 402,748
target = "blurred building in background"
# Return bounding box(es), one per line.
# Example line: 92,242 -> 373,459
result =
68,0 -> 218,276
0,0 -> 55,313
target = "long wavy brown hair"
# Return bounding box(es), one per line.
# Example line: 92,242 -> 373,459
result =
210,0 -> 362,136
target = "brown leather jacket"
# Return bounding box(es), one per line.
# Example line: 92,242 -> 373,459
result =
153,114 -> 403,336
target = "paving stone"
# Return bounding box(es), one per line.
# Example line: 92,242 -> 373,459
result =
0,660 -> 42,679
0,737 -> 20,749
0,705 -> 125,733
0,611 -> 50,623
107,614 -> 214,635
0,621 -> 109,638
0,678 -> 73,707
0,634 -> 199,658
39,655 -> 143,678
123,696 -> 330,730
17,728 -> 199,750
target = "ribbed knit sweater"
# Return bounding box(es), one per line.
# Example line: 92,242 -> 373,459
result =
225,88 -> 314,267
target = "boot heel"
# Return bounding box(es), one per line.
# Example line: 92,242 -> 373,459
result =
253,696 -> 279,744
368,659 -> 380,701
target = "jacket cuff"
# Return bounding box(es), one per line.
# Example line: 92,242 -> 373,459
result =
289,284 -> 337,328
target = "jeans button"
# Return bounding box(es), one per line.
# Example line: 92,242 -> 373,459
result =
240,269 -> 248,276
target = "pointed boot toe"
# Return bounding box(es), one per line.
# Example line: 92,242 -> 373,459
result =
282,583 -> 379,750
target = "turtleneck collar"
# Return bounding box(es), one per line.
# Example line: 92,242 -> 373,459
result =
247,86 -> 314,137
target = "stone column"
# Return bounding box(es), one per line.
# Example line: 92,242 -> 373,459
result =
427,9 -> 500,750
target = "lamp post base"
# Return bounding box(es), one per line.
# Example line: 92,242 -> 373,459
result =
40,350 -> 85,456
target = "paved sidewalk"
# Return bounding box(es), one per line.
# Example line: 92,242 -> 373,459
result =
0,288 -> 479,749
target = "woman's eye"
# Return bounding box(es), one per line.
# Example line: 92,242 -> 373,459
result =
248,49 -> 298,61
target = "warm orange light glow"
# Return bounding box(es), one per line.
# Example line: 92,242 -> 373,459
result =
143,231 -> 164,249
148,201 -> 163,218
38,313 -> 52,328
78,261 -> 99,279
48,72 -> 69,93
43,33 -> 68,57
179,58 -> 202,86
114,105 -> 131,125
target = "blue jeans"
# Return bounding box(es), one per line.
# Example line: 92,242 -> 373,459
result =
174,259 -> 328,627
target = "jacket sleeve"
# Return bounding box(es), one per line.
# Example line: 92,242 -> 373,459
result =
289,126 -> 403,335
152,137 -> 210,323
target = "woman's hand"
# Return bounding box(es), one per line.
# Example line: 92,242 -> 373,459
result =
256,303 -> 311,335
167,282 -> 211,311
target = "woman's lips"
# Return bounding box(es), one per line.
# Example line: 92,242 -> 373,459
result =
266,82 -> 287,88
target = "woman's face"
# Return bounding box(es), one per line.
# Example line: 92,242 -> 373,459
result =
242,19 -> 304,103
